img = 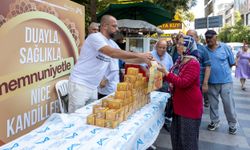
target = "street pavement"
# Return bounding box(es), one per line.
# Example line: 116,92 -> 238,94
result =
153,75 -> 250,150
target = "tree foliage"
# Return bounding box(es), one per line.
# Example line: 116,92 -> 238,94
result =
71,0 -> 196,30
150,0 -> 196,11
218,11 -> 250,43
174,9 -> 195,22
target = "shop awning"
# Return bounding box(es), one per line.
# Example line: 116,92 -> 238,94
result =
97,1 -> 173,26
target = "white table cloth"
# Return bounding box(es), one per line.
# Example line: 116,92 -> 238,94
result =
1,91 -> 169,150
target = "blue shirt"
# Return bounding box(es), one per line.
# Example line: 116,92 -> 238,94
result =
151,49 -> 173,71
119,59 -> 125,69
205,43 -> 235,84
197,43 -> 211,86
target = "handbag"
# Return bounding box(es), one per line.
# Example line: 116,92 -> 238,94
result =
165,96 -> 173,118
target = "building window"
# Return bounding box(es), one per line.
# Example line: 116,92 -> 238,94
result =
247,13 -> 250,25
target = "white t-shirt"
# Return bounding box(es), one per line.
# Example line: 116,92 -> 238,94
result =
70,32 -> 119,89
98,58 -> 119,95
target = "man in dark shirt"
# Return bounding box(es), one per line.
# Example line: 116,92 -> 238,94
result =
187,29 -> 211,107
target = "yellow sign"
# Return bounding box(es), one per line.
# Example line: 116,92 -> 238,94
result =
161,34 -> 172,37
159,22 -> 182,30
0,0 -> 84,145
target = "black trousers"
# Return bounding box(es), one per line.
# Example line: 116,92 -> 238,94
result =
98,93 -> 107,99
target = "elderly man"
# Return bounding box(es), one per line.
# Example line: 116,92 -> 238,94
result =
153,39 -> 173,71
141,39 -> 173,92
153,39 -> 173,92
88,22 -> 99,34
204,30 -> 237,135
68,15 -> 153,113
187,29 -> 211,107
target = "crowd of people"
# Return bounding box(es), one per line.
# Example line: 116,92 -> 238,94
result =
67,14 -> 250,150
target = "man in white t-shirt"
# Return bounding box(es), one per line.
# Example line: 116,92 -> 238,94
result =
68,15 -> 153,113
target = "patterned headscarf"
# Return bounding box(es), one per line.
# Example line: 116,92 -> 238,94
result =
168,35 -> 199,93
171,35 -> 199,71
180,35 -> 199,58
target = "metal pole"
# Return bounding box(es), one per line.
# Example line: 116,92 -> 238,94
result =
207,17 -> 209,30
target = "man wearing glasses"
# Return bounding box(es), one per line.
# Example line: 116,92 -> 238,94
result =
204,30 -> 237,135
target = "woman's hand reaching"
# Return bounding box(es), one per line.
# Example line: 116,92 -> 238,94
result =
157,63 -> 169,76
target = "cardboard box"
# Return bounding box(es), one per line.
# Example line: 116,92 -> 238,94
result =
128,103 -> 133,113
133,101 -> 138,111
127,67 -> 139,75
126,90 -> 132,97
118,107 -> 125,115
87,114 -> 96,125
95,107 -> 109,119
102,98 -> 113,107
92,104 -> 102,113
122,98 -> 129,105
125,96 -> 131,104
138,73 -> 143,78
132,94 -> 136,102
95,118 -> 105,127
108,99 -> 123,109
115,91 -> 126,99
118,115 -> 124,123
106,109 -> 120,121
124,75 -> 137,83
123,105 -> 129,113
123,111 -> 130,121
105,120 -> 119,128
117,82 -> 128,91
127,83 -> 133,90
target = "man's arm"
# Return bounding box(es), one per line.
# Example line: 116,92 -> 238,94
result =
225,45 -> 236,67
122,58 -> 149,64
99,46 -> 153,66
202,66 -> 211,93
201,46 -> 211,93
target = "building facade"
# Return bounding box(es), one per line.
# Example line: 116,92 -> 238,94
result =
235,0 -> 250,25
205,0 -> 250,26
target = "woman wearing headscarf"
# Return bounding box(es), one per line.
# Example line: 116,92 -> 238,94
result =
158,35 -> 203,150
